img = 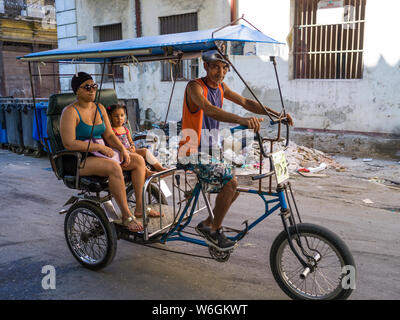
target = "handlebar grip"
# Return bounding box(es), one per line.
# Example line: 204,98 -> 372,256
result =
270,117 -> 289,125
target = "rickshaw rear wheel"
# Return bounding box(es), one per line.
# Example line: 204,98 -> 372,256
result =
64,201 -> 117,271
270,223 -> 355,300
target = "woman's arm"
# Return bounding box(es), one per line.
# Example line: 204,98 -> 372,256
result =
126,127 -> 136,152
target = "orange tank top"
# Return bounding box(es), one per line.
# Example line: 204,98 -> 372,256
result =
179,78 -> 224,155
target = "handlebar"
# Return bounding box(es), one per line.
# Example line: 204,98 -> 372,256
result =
230,119 -> 290,158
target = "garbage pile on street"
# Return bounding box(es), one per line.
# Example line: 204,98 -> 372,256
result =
282,141 -> 344,173
133,127 -> 344,177
228,139 -> 345,177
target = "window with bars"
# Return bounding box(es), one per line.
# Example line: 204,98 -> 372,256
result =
293,0 -> 366,79
159,12 -> 198,81
97,23 -> 124,82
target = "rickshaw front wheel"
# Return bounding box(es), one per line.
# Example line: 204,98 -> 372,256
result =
270,223 -> 356,300
64,201 -> 118,271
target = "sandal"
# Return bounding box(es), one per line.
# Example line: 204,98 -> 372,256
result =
123,215 -> 143,232
135,207 -> 164,218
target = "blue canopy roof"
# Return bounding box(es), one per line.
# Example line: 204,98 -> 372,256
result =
19,24 -> 284,62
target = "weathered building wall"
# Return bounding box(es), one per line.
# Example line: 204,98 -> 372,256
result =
1,7 -> 58,98
116,0 -> 231,125
233,0 -> 400,158
56,0 -> 78,90
57,0 -> 231,124
55,0 -> 400,158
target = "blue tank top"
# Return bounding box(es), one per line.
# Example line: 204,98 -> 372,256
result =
200,78 -> 223,150
74,104 -> 106,141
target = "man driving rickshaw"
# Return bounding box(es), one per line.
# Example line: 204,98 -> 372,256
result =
178,49 -> 293,251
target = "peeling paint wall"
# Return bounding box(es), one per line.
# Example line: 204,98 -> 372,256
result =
118,0 -> 230,124
235,0 -> 400,136
57,0 -> 230,124
56,0 -> 399,140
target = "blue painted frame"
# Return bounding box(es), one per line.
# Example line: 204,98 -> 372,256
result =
160,182 -> 287,246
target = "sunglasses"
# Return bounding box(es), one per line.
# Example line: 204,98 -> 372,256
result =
79,83 -> 98,91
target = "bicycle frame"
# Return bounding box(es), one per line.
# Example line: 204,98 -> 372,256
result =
160,184 -> 285,246
140,163 -> 312,270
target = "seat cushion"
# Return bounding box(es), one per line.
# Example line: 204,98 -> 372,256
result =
63,171 -> 131,192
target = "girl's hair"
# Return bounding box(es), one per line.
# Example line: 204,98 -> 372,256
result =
107,104 -> 127,117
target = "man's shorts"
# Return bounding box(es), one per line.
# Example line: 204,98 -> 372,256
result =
177,153 -> 234,193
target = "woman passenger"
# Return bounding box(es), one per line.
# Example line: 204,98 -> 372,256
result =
59,72 -> 160,232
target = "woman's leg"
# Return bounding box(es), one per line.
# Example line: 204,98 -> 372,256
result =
123,153 -> 162,217
79,157 -> 143,232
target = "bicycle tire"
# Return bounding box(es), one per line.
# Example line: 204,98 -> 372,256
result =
64,201 -> 118,271
270,223 -> 356,300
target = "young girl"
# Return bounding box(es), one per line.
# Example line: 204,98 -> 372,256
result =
108,105 -> 168,219
107,104 -> 168,173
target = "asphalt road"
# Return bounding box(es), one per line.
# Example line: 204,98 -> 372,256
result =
0,149 -> 399,300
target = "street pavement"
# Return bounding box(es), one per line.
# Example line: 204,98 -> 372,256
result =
0,148 -> 399,300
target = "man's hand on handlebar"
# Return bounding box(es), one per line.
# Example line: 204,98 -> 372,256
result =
284,113 -> 294,126
239,117 -> 264,132
271,113 -> 294,127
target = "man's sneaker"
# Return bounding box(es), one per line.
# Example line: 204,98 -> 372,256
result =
195,222 -> 236,251
195,221 -> 211,238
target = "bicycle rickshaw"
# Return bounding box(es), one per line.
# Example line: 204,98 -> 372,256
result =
19,18 -> 356,300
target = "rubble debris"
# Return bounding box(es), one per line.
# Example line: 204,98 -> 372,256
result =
363,198 -> 374,204
276,141 -> 342,174
134,128 -> 343,176
297,171 -> 328,178
369,177 -> 400,191
297,163 -> 329,178
307,162 -> 327,173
